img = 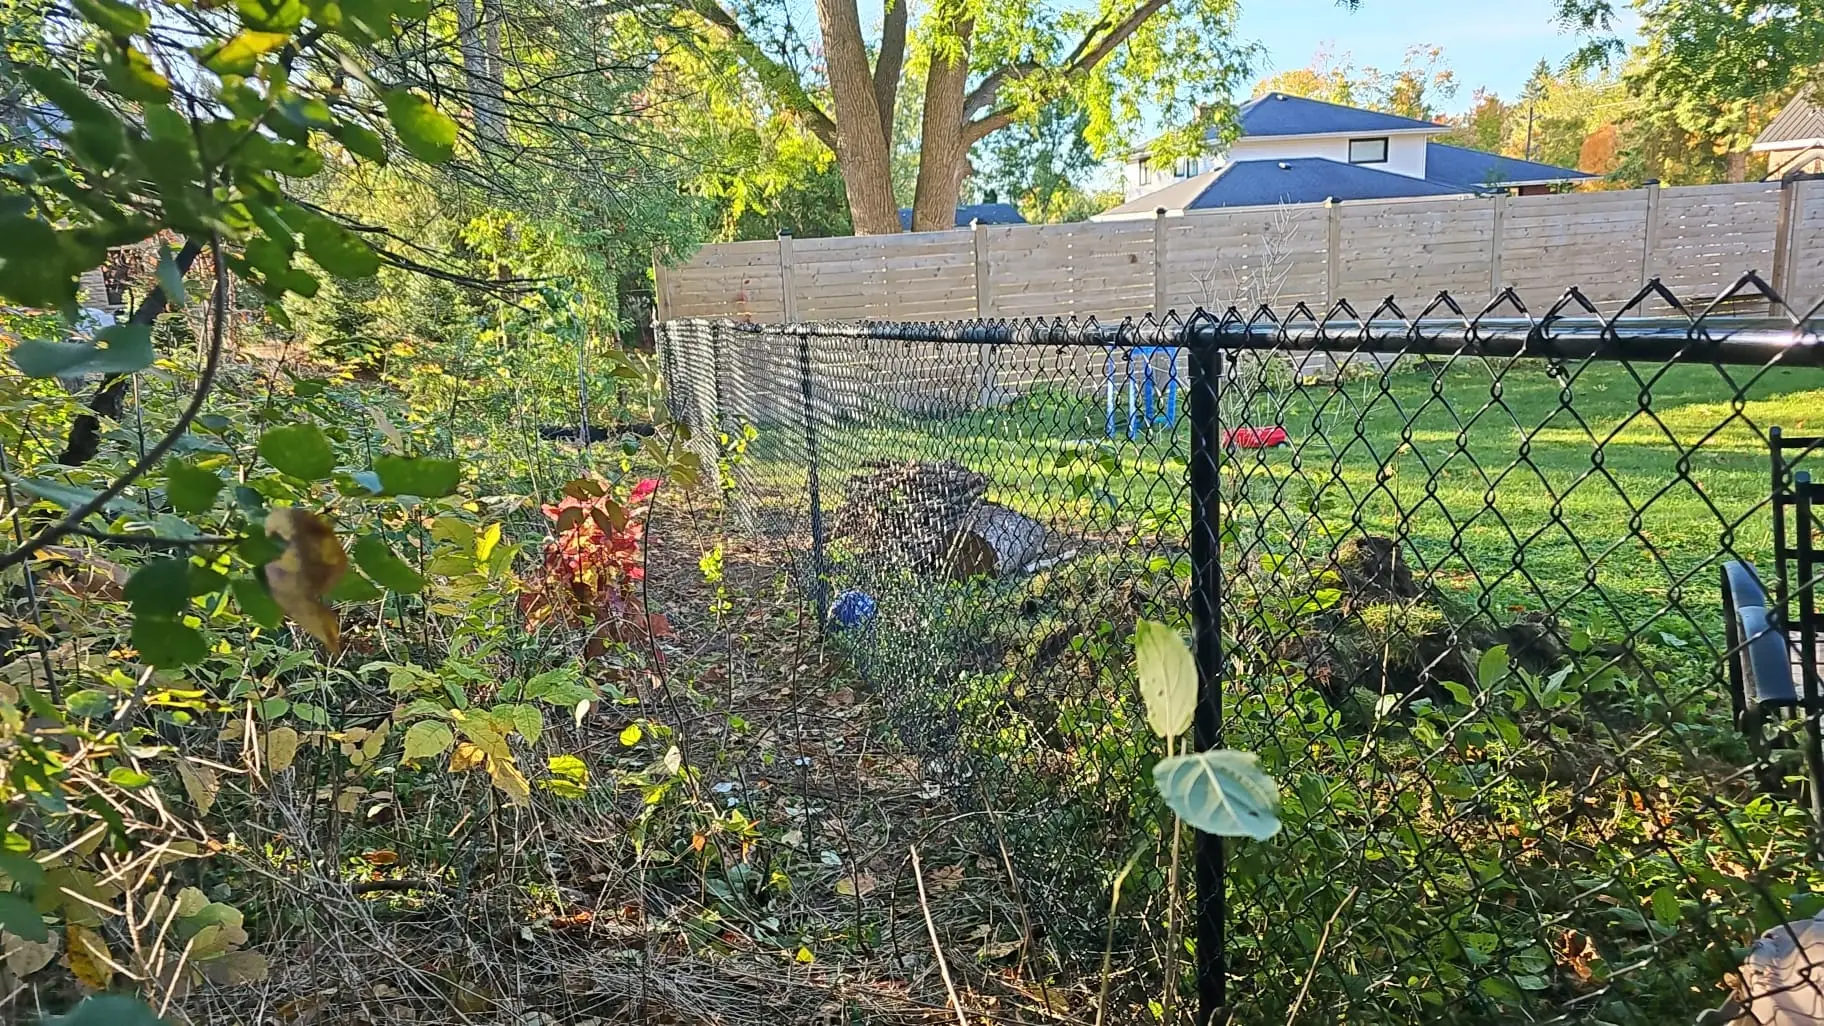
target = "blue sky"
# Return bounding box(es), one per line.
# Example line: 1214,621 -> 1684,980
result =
1235,0 -> 1641,103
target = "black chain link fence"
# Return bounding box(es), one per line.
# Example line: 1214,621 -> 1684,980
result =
658,273 -> 1824,1025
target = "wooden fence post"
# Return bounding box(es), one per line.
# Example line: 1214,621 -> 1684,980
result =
1641,181 -> 1661,287
1325,198 -> 1341,312
778,229 -> 798,323
1153,207 -> 1169,319
973,219 -> 997,408
1489,192 -> 1507,300
1774,175 -> 1799,302
651,247 -> 672,323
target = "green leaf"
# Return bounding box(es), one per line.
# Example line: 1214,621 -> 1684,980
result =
0,893 -> 48,943
235,0 -> 306,31
101,44 -> 170,104
48,997 -> 166,1026
11,324 -> 154,378
325,570 -> 381,603
350,536 -> 424,594
1476,645 -> 1510,690
383,90 -> 458,163
506,704 -> 542,745
163,458 -> 222,515
201,30 -> 289,76
1477,976 -> 1523,1003
73,0 -> 150,35
401,720 -> 453,762
107,766 -> 153,788
1650,885 -> 1680,927
0,851 -> 45,889
125,558 -> 191,617
1135,619 -> 1195,738
298,216 -> 380,278
332,121 -> 388,163
65,690 -> 112,720
132,619 -> 207,667
2,474 -> 132,517
373,456 -> 459,497
156,246 -> 187,307
258,424 -> 335,479
1152,750 -> 1281,841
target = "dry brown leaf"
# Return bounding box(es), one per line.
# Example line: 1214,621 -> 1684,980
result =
264,508 -> 347,654
175,757 -> 220,816
2,931 -> 58,976
266,726 -> 300,774
65,924 -> 112,990
926,865 -> 966,892
364,850 -> 398,866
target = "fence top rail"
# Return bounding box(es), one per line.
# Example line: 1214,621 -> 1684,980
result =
672,277 -> 1824,368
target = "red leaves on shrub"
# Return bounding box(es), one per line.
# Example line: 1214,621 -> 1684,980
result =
519,477 -> 667,654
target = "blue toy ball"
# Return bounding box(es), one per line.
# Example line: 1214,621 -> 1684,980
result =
830,590 -> 877,629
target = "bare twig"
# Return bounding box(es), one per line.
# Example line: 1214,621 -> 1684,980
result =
1285,885 -> 1360,1026
910,844 -> 969,1026
0,235 -> 230,572
1095,844 -> 1147,1026
65,528 -> 242,548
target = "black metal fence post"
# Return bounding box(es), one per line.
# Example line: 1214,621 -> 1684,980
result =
1187,323 -> 1226,1023
797,331 -> 830,621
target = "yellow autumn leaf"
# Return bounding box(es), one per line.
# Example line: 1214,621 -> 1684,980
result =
263,508 -> 347,654
485,758 -> 531,805
334,788 -> 363,814
65,924 -> 112,990
449,742 -> 486,772
265,726 -> 300,774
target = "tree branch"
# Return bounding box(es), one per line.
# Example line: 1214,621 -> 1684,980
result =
873,0 -> 907,140
962,0 -> 1173,130
57,238 -> 204,468
2,236 -> 230,574
683,0 -> 838,147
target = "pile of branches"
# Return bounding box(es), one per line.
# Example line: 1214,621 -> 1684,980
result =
830,460 -> 1045,579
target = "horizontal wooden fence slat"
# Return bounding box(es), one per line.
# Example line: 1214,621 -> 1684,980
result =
655,180 -> 1822,323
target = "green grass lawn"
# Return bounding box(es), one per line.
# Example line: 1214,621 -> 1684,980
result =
741,357 -> 1824,638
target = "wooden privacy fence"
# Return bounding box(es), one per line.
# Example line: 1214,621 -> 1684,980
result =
656,179 -> 1824,325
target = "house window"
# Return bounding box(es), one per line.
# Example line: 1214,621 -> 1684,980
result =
1137,161 -> 1152,186
1348,137 -> 1389,164
1174,156 -> 1197,178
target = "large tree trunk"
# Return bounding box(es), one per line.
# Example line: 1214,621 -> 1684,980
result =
1727,149 -> 1749,184
909,17 -> 972,232
814,0 -> 901,233
455,0 -> 505,145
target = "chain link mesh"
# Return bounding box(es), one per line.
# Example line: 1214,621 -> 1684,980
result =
659,273 -> 1824,1025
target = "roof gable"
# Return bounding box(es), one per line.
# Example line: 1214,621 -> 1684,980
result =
1423,143 -> 1594,188
1237,93 -> 1446,138
1755,94 -> 1824,149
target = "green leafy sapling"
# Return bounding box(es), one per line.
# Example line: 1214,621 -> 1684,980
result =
1132,618 -> 1281,1022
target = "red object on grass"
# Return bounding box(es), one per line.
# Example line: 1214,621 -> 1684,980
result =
1222,426 -> 1290,449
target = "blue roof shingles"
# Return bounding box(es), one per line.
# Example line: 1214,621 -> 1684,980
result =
1237,92 -> 1443,137
897,203 -> 1027,229
1183,158 -> 1466,210
1423,142 -> 1594,188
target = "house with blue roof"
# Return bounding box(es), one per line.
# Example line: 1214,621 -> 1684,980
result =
1096,92 -> 1593,220
898,202 -> 1027,229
